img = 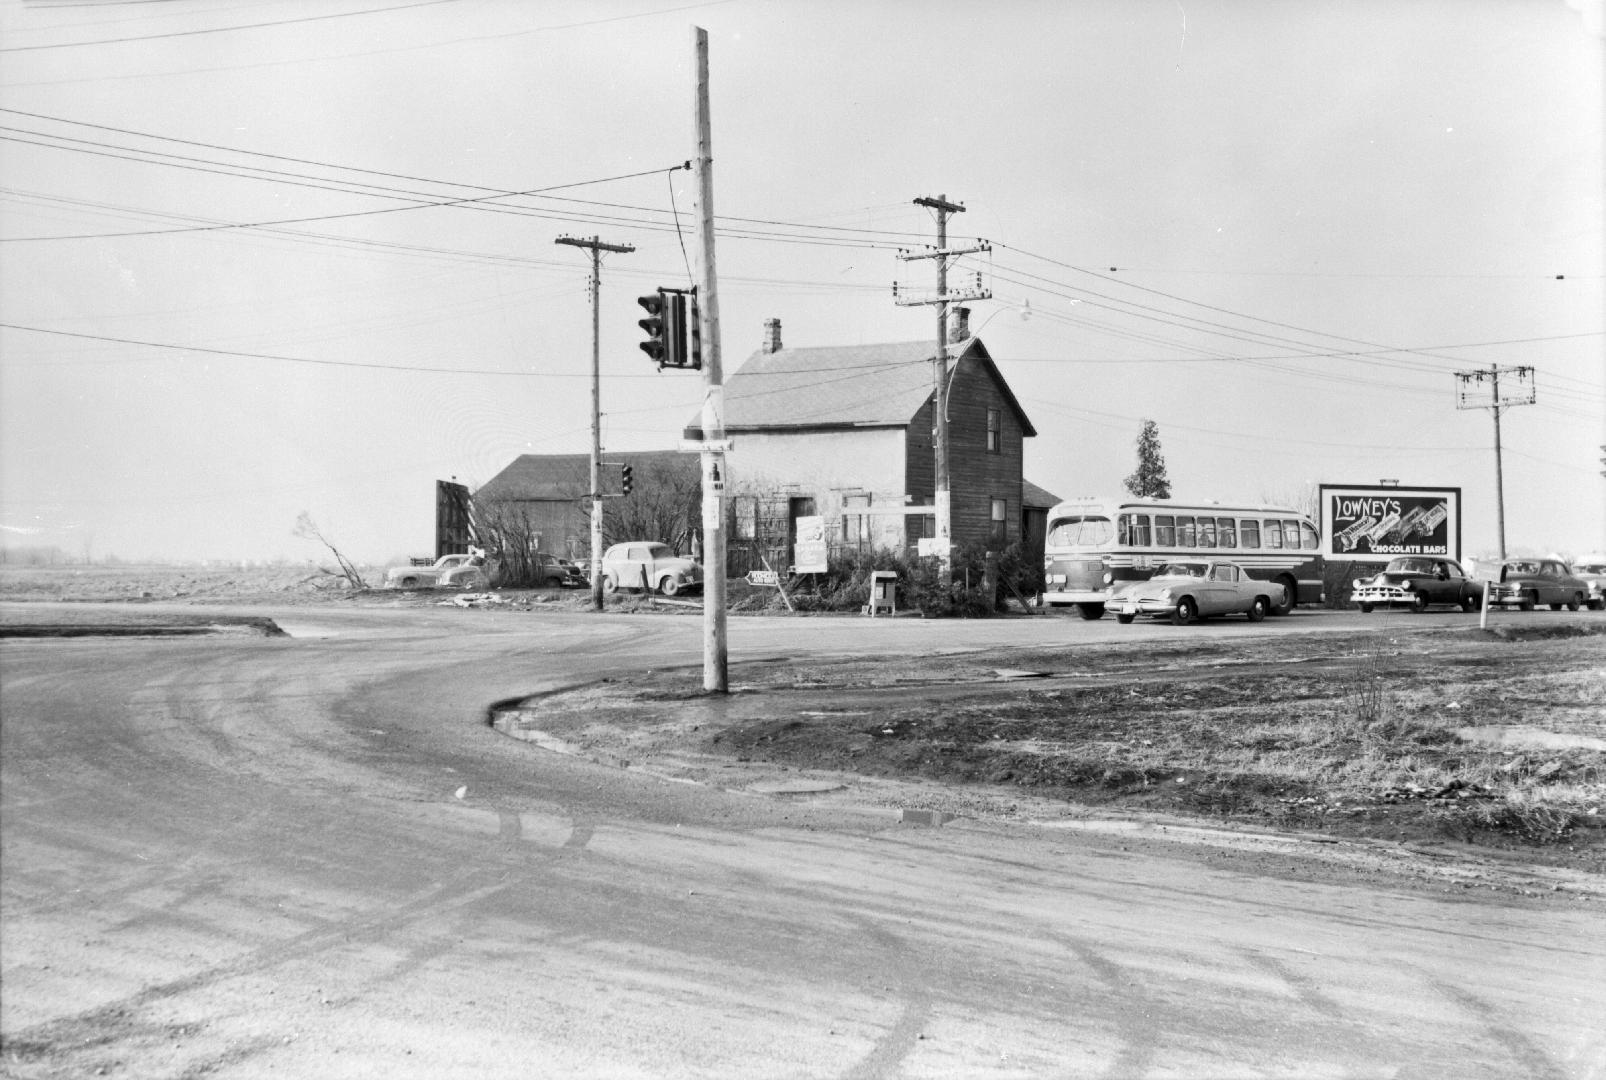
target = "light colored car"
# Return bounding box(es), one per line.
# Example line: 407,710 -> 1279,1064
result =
1352,556 -> 1483,613
1106,560 -> 1282,625
600,541 -> 703,596
1487,558 -> 1588,611
385,553 -> 485,589
1572,555 -> 1606,611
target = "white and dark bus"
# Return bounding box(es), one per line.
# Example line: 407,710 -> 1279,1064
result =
1041,496 -> 1324,619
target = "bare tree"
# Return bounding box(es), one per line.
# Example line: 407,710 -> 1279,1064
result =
1259,482 -> 1319,519
292,511 -> 368,590
604,457 -> 702,553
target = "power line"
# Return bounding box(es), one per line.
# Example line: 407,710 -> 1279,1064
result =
0,0 -> 452,52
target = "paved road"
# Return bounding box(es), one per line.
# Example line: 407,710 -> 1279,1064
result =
2,605 -> 1602,1078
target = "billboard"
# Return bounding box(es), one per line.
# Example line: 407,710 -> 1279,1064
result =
1319,485 -> 1461,562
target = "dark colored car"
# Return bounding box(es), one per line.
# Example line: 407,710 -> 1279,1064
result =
1487,559 -> 1589,611
1351,556 -> 1483,613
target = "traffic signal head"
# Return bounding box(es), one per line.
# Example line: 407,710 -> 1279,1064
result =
620,463 -> 633,495
687,294 -> 703,371
637,292 -> 669,365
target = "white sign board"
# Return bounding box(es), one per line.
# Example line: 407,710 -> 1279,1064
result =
794,515 -> 828,573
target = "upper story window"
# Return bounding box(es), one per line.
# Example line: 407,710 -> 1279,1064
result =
986,408 -> 1001,453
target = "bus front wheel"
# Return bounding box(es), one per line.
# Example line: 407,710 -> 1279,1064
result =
1272,575 -> 1297,616
1077,603 -> 1105,620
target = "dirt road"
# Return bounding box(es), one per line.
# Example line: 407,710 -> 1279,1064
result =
2,604 -> 1603,1077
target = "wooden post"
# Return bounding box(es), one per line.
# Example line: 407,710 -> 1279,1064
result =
694,26 -> 728,693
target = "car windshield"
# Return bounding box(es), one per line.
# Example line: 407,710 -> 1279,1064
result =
1385,558 -> 1434,574
1577,564 -> 1606,575
1154,562 -> 1207,578
643,543 -> 672,559
1504,561 -> 1540,575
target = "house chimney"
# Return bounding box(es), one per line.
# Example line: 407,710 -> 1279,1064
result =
762,317 -> 783,354
948,306 -> 970,344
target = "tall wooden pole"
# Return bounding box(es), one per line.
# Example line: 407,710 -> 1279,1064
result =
912,195 -> 967,576
693,27 -> 727,692
555,234 -> 633,610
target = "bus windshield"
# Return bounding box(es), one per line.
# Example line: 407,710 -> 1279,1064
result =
1047,516 -> 1114,548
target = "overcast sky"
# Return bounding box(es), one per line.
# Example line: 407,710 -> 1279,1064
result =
1,0 -> 1601,564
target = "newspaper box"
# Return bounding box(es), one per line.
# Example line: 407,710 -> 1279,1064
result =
864,570 -> 897,617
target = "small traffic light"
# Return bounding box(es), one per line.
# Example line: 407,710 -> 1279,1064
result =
620,463 -> 633,495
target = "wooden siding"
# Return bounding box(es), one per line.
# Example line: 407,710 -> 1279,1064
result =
946,357 -> 1025,549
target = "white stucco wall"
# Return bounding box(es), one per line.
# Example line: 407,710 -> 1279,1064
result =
728,427 -> 912,549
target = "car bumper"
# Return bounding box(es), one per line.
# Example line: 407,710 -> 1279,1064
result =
1106,597 -> 1175,617
1352,587 -> 1411,605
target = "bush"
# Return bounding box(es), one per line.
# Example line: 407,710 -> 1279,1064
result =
774,542 -> 1039,618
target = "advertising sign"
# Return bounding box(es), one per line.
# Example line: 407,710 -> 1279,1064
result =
793,515 -> 828,573
1320,485 -> 1461,562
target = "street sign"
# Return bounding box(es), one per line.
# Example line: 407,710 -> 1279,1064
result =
746,570 -> 780,587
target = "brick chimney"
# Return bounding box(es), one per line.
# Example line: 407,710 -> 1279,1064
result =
948,306 -> 970,344
762,317 -> 783,354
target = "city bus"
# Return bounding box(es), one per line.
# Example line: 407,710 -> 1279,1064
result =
1041,496 -> 1324,619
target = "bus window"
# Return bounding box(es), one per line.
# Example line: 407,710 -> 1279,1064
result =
1177,515 -> 1197,547
1239,519 -> 1260,548
1265,520 -> 1283,549
1283,521 -> 1304,549
1217,517 -> 1236,548
1199,518 -> 1216,548
1046,516 -> 1114,548
1300,521 -> 1319,549
1118,513 -> 1152,547
1155,515 -> 1175,546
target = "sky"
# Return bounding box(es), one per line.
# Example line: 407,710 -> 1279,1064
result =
1,0 -> 1601,565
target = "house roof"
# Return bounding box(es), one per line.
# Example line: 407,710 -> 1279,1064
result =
708,336 -> 1036,437
475,450 -> 687,502
1022,479 -> 1062,509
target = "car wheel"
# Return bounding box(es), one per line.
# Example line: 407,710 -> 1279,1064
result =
1272,575 -> 1296,615
1410,591 -> 1429,613
1171,597 -> 1198,626
1115,613 -> 1135,625
1247,597 -> 1268,622
1358,603 -> 1375,614
1549,601 -> 1564,611
659,577 -> 681,597
1590,599 -> 1605,611
400,576 -> 418,587
1077,603 -> 1105,620
1567,594 -> 1582,611
601,574 -> 619,595
542,576 -> 561,588
1519,592 -> 1535,611
1460,594 -> 1479,612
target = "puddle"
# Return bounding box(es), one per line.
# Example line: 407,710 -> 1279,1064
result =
1456,725 -> 1606,752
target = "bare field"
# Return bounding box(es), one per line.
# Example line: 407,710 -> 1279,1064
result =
502,624 -> 1606,865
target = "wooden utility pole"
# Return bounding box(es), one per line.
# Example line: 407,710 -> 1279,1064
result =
555,234 -> 634,610
1455,364 -> 1535,562
693,26 -> 727,692
897,197 -> 989,575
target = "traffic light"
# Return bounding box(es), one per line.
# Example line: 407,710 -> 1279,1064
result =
637,291 -> 669,365
620,463 -> 633,495
687,293 -> 703,370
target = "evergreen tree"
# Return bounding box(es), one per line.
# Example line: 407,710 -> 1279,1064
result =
1123,419 -> 1171,499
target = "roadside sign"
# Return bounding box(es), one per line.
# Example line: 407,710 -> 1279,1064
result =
747,570 -> 780,587
794,515 -> 828,573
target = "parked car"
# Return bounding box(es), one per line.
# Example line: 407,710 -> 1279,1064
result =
553,556 -> 588,588
385,553 -> 485,589
1352,556 -> 1484,613
599,541 -> 703,596
1486,558 -> 1588,611
1572,555 -> 1606,611
1106,560 -> 1281,625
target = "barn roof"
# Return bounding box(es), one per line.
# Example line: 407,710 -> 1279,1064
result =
475,450 -> 688,501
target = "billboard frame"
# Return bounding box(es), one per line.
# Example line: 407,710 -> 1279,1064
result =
1319,484 -> 1462,564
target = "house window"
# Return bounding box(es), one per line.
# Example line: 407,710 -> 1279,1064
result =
990,497 -> 1007,544
735,497 -> 757,540
986,408 -> 1001,453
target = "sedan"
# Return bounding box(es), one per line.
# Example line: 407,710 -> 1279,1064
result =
1572,557 -> 1606,611
1352,556 -> 1483,613
600,541 -> 704,596
1106,561 -> 1282,625
1487,559 -> 1589,611
385,553 -> 483,589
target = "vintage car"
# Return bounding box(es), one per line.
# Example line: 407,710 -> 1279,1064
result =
1486,558 -> 1589,611
1352,556 -> 1483,613
1106,560 -> 1282,625
385,553 -> 485,589
1572,555 -> 1606,611
599,541 -> 704,596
